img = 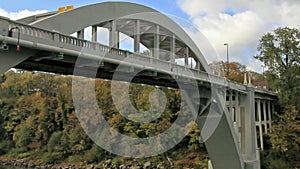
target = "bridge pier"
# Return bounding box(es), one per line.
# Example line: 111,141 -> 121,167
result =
227,90 -> 242,149
262,101 -> 268,134
255,99 -> 274,150
209,84 -> 263,169
240,86 -> 260,169
210,86 -> 261,169
256,99 -> 264,150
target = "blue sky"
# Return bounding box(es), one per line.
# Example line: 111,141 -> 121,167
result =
1,0 -> 299,72
0,0 -> 189,19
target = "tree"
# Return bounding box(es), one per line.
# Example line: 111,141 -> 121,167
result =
255,27 -> 300,109
255,27 -> 300,168
13,123 -> 34,149
0,74 -> 6,84
209,61 -> 247,83
268,106 -> 300,163
227,62 -> 245,83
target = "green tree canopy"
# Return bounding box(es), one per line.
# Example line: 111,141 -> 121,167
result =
255,27 -> 300,109
255,27 -> 300,169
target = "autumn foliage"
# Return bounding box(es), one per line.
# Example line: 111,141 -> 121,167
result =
0,70 -> 207,167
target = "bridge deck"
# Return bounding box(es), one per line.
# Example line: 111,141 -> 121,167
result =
0,16 -> 277,96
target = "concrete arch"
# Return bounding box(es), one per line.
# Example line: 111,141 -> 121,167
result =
14,3 -> 249,169
29,2 -> 210,73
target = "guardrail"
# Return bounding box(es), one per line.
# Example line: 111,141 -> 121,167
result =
8,18 -> 124,56
1,17 -> 275,94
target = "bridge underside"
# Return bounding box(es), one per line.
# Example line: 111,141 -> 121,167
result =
0,47 -> 244,169
0,36 -> 246,169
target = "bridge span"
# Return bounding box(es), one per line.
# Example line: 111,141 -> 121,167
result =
0,2 -> 277,169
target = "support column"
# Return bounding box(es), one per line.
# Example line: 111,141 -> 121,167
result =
257,100 -> 264,150
229,90 -> 234,122
109,20 -> 118,48
236,92 -> 242,149
262,100 -> 268,134
77,29 -> 84,39
185,47 -> 189,67
170,34 -> 176,63
92,26 -> 97,42
134,20 -> 140,53
153,25 -> 160,58
240,86 -> 260,169
116,31 -> 120,48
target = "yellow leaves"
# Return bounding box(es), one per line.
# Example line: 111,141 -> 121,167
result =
108,113 -> 124,130
0,69 -> 208,166
268,105 -> 300,159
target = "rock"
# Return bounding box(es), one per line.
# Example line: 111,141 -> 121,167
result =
40,165 -> 46,169
157,163 -> 165,169
143,161 -> 151,169
105,159 -> 112,164
119,164 -> 126,169
94,164 -> 102,169
87,164 -> 94,169
28,162 -> 36,168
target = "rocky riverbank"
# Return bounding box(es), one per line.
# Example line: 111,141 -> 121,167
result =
0,158 -> 170,169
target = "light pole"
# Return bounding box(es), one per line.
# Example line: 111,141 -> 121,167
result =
224,43 -> 229,77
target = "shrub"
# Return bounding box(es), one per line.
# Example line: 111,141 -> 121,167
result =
83,144 -> 105,163
41,152 -> 65,163
0,140 -> 13,155
268,158 -> 290,169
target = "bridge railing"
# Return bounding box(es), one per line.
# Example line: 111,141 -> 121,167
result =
9,21 -> 53,40
3,17 -> 235,87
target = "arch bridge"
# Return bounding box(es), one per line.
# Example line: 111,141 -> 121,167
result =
0,2 -> 277,169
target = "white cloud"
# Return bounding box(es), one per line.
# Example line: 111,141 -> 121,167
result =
177,0 -> 300,72
0,8 -> 47,20
97,28 -> 109,45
